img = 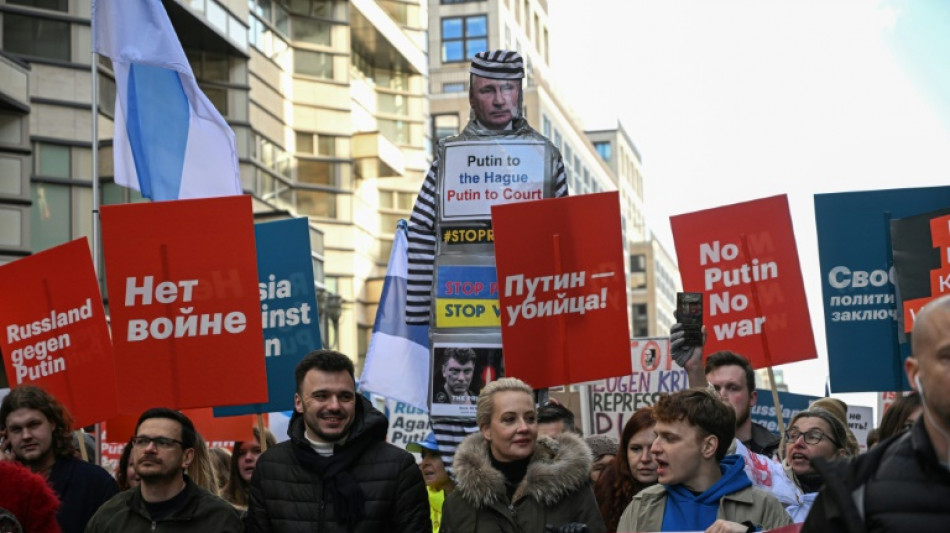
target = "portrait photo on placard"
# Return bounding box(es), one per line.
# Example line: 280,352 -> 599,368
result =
430,343 -> 503,417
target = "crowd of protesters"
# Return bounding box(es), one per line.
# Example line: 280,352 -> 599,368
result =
2,316 -> 942,533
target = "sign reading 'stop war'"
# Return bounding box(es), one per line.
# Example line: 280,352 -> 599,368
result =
671,195 -> 816,369
434,265 -> 500,328
441,141 -> 545,220
101,196 -> 268,412
0,239 -> 117,427
815,186 -> 950,392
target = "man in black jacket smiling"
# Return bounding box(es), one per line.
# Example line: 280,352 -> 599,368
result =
245,349 -> 429,532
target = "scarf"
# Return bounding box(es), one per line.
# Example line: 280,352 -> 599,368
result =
290,407 -> 387,532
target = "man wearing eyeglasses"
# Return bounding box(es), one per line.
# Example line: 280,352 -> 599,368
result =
0,385 -> 118,533
85,408 -> 242,532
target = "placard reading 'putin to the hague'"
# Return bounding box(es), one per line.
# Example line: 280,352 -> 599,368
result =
0,239 -> 117,428
441,141 -> 545,221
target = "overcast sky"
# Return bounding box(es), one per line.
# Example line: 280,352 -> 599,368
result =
549,0 -> 950,406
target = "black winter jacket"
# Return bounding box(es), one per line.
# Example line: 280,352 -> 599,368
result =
244,397 -> 430,533
802,418 -> 950,533
84,476 -> 242,532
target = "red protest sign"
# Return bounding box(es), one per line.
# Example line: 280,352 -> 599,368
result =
0,239 -> 117,427
105,409 -> 263,443
492,192 -> 630,388
670,194 -> 816,368
101,196 -> 267,413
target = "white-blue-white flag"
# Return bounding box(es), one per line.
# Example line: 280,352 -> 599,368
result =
92,0 -> 241,201
360,220 -> 431,411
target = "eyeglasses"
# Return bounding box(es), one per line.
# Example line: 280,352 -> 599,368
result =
785,428 -> 838,446
131,436 -> 183,449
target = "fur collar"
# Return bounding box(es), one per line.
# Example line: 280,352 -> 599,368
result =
452,431 -> 593,509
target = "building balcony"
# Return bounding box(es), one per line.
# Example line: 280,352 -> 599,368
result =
352,131 -> 405,178
0,52 -> 29,113
350,0 -> 427,76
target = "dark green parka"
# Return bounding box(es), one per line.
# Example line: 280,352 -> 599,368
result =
441,431 -> 606,533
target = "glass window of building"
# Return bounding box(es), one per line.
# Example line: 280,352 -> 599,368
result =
296,131 -> 315,154
594,141 -> 612,162
3,14 -> 69,61
288,0 -> 347,20
30,183 -> 70,252
6,0 -> 67,11
630,254 -> 646,273
632,304 -> 649,337
33,143 -> 71,179
291,16 -> 332,46
433,114 -> 460,142
441,15 -> 487,63
294,49 -> 334,78
443,82 -> 465,93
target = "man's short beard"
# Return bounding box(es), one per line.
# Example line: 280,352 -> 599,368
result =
307,418 -> 353,443
136,467 -> 182,485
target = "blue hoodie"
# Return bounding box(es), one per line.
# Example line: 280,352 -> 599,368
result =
661,454 -> 752,531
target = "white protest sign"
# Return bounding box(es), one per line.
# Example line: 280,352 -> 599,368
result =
582,337 -> 689,440
846,404 -> 873,453
386,399 -> 431,449
441,141 -> 545,220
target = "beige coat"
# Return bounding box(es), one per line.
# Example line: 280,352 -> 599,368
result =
617,483 -> 792,532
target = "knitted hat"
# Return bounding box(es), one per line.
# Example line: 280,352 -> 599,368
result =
470,50 -> 524,80
584,435 -> 618,459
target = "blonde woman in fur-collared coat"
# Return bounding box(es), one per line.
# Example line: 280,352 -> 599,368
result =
440,378 -> 605,533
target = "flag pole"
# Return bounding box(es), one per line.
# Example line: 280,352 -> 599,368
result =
90,6 -> 102,465
91,17 -> 100,278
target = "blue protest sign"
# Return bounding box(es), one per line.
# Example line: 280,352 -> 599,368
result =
750,391 -> 818,435
814,187 -> 950,392
215,218 -> 321,416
